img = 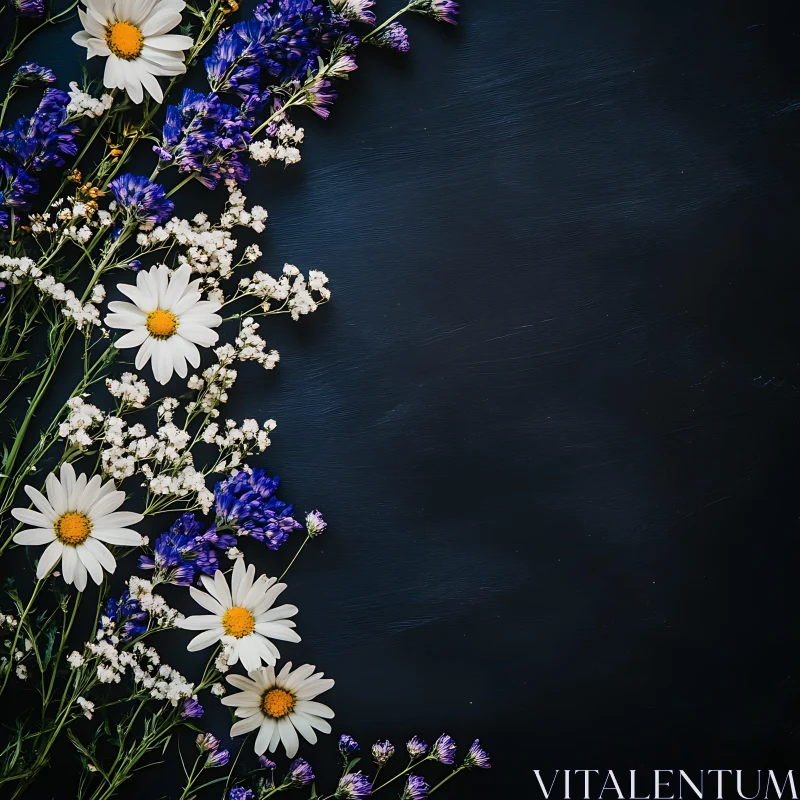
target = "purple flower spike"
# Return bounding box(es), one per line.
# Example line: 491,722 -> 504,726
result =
430,734 -> 457,765
12,0 -> 44,19
373,22 -> 410,53
228,789 -> 253,800
206,748 -> 231,768
259,755 -> 276,769
401,775 -> 430,800
463,739 -> 491,769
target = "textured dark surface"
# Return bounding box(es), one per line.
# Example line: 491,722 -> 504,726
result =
14,0 -> 800,796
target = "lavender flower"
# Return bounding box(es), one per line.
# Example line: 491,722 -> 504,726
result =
401,775 -> 430,800
335,772 -> 372,799
259,755 -> 277,769
228,789 -> 254,800
339,733 -> 360,757
371,22 -> 410,53
406,736 -> 428,758
180,698 -> 205,719
12,63 -> 57,86
10,0 -> 45,18
286,757 -> 315,787
196,733 -> 221,752
371,739 -> 395,765
429,0 -> 459,24
206,747 -> 231,768
109,174 -> 174,225
463,739 -> 491,769
306,510 -> 327,538
215,470 -> 303,550
331,0 -> 375,25
430,734 -> 456,764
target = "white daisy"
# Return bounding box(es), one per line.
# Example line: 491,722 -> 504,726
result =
104,264 -> 223,385
71,0 -> 193,104
12,463 -> 143,591
176,558 -> 300,672
222,661 -> 335,757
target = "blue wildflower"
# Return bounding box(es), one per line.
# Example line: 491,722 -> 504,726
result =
228,789 -> 254,800
214,469 -> 303,550
371,21 -> 410,52
334,772 -> 372,799
463,739 -> 490,769
101,590 -> 148,642
305,77 -> 337,119
430,734 -> 456,765
258,755 -> 277,769
9,0 -> 45,18
109,174 -> 174,225
286,758 -> 314,787
406,736 -> 428,758
180,698 -> 205,719
371,740 -> 394,765
139,513 -> 221,586
339,734 -> 360,758
401,775 -> 430,800
12,63 -> 57,86
0,159 -> 39,211
0,89 -> 79,175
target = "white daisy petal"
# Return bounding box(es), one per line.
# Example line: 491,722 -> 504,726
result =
36,540 -> 64,579
231,715 -> 263,738
82,537 -> 116,574
187,629 -> 223,651
11,508 -> 51,527
188,586 -> 226,616
22,486 -> 56,520
178,614 -> 223,631
61,546 -> 78,585
255,718 -> 276,754
277,718 -> 299,758
90,529 -> 142,546
14,529 -> 57,545
76,544 -> 104,585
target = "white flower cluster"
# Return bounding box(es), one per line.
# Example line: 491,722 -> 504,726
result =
240,263 -> 330,320
67,82 -> 114,118
0,255 -> 40,284
0,613 -> 18,631
106,372 -> 150,409
127,576 -> 182,629
133,183 -> 267,289
249,122 -> 305,166
81,637 -> 194,706
58,396 -> 104,449
34,275 -> 103,330
76,696 -> 95,719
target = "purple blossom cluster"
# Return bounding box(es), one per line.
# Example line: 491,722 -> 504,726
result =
109,174 -> 174,226
100,590 -> 148,642
0,88 -> 79,226
138,471 -> 302,586
214,469 -> 303,550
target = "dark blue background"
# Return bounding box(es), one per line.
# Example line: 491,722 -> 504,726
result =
15,0 -> 800,796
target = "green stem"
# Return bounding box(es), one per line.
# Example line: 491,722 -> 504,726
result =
428,767 -> 465,795
278,534 -> 311,581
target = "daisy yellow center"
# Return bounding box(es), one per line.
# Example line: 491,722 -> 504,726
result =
105,21 -> 144,60
261,688 -> 295,718
54,511 -> 92,546
222,606 -> 255,638
146,309 -> 178,339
